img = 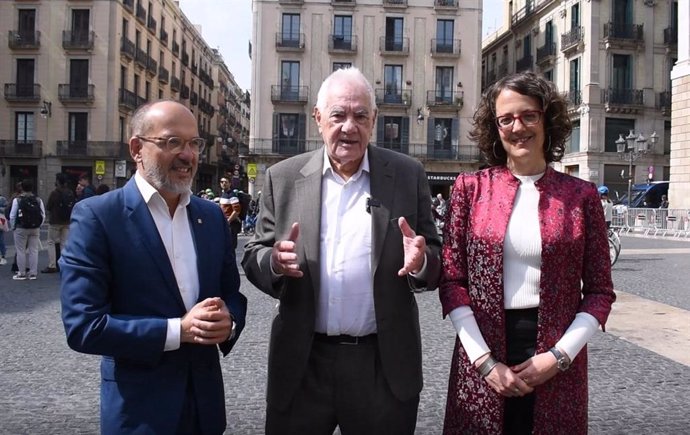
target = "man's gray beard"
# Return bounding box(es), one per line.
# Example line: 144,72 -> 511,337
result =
142,157 -> 194,195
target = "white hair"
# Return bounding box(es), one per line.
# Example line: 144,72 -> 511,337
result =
315,67 -> 377,113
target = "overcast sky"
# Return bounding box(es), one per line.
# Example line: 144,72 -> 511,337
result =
178,0 -> 505,92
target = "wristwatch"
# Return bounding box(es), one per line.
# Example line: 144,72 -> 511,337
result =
549,347 -> 571,372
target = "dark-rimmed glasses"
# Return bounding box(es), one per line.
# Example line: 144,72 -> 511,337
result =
495,110 -> 543,130
136,135 -> 206,154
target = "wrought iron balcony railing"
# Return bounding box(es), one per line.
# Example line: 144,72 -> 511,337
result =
56,141 -> 129,158
375,88 -> 412,106
4,83 -> 41,102
383,0 -> 407,7
160,28 -> 168,46
536,42 -> 556,64
664,27 -> 677,45
601,88 -> 644,106
561,26 -> 583,52
270,85 -> 309,104
120,37 -> 135,59
118,88 -> 137,110
146,56 -> 158,76
435,0 -> 457,8
431,38 -> 461,57
147,15 -> 157,34
181,85 -> 190,99
276,32 -> 305,51
516,55 -> 533,72
135,47 -> 148,68
328,34 -> 357,53
657,91 -> 671,114
181,51 -> 189,66
8,31 -> 40,49
122,0 -> 134,13
0,140 -> 42,158
191,91 -> 198,106
379,36 -> 409,55
58,84 -> 95,103
603,22 -> 643,42
158,66 -> 169,84
135,3 -> 147,23
170,75 -> 180,92
564,90 -> 582,107
426,90 -> 463,107
62,30 -> 95,50
172,40 -> 180,57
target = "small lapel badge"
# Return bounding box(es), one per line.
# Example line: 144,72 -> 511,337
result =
197,218 -> 203,224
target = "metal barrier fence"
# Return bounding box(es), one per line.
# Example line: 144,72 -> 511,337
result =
611,208 -> 690,238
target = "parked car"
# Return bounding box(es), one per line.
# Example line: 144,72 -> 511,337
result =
613,181 -> 670,212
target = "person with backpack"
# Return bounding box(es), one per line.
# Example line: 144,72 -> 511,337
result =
8,179 -> 45,280
43,173 -> 75,273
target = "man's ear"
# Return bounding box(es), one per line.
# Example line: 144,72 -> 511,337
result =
130,137 -> 142,162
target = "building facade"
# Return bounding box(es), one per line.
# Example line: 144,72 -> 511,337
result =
481,0 -> 677,202
249,0 -> 483,198
669,0 -> 689,209
0,0 -> 249,200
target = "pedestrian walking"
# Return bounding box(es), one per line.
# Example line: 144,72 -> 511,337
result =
60,100 -> 247,434
439,72 -> 615,434
42,173 -> 75,273
0,194 -> 8,265
242,67 -> 441,434
8,179 -> 45,280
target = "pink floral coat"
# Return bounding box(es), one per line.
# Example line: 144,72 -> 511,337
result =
439,166 -> 615,434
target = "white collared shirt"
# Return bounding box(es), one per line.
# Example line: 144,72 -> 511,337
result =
316,149 -> 376,336
134,172 -> 199,350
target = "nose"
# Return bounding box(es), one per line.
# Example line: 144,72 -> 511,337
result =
511,117 -> 527,132
176,141 -> 197,160
341,116 -> 356,133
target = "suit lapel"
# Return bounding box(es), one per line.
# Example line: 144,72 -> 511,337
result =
368,146 -> 394,276
123,179 -> 186,311
186,199 -> 210,302
296,149 -> 325,296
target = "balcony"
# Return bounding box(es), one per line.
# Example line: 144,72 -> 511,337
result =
122,0 -> 134,13
170,75 -> 180,92
561,26 -> 583,54
135,47 -> 148,68
120,36 -> 135,60
158,66 -> 169,84
191,91 -> 198,106
536,42 -> 556,66
191,63 -> 198,76
603,22 -> 643,49
172,40 -> 180,57
4,83 -> 41,103
602,88 -> 644,113
328,35 -> 357,54
135,3 -> 147,23
160,28 -> 168,46
146,56 -> 158,77
0,140 -> 43,158
434,0 -> 458,10
383,0 -> 407,8
56,141 -> 129,158
564,90 -> 582,107
516,55 -> 533,72
58,84 -> 95,104
181,84 -> 190,99
62,30 -> 95,50
331,0 -> 355,8
147,15 -> 157,34
276,32 -> 305,51
118,88 -> 137,111
426,90 -> 463,110
181,51 -> 189,66
248,139 -> 320,156
379,37 -> 409,56
657,91 -> 671,116
270,85 -> 309,104
278,0 -> 304,3
8,31 -> 40,50
664,27 -> 677,46
375,88 -> 411,107
497,61 -> 508,77
431,38 -> 461,57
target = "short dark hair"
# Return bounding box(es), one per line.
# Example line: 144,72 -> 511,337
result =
21,179 -> 34,193
56,173 -> 68,186
469,71 -> 572,166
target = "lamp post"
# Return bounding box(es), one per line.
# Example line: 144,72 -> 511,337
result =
616,129 -> 658,208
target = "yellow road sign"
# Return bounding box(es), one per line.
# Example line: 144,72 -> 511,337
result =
247,163 -> 257,178
95,160 -> 106,175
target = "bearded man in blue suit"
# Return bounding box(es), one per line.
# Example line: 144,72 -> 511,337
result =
60,100 -> 247,435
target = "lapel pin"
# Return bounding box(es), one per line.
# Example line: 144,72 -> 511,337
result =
197,218 -> 203,224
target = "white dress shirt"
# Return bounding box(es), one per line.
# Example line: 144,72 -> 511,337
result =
134,172 -> 199,351
316,150 -> 376,336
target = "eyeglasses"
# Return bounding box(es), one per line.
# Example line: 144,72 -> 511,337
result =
136,135 -> 206,154
495,110 -> 543,130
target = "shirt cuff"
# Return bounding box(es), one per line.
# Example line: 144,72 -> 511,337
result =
164,318 -> 182,351
555,312 -> 600,360
448,306 -> 490,364
409,253 -> 428,279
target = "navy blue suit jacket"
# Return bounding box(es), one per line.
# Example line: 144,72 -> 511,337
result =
60,178 -> 247,435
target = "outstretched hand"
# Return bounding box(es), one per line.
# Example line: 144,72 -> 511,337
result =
398,217 -> 426,276
270,222 -> 303,278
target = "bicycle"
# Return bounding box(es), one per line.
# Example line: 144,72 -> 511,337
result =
608,227 -> 621,266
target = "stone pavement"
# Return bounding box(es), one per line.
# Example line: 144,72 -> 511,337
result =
0,235 -> 689,434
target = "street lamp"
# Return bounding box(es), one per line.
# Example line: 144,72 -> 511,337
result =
616,129 -> 658,207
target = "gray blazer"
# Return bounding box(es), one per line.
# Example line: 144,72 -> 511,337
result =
241,145 -> 441,410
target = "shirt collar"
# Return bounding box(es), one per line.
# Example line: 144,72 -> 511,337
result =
322,147 -> 370,182
134,171 -> 192,208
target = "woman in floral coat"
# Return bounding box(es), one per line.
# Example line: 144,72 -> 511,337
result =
439,72 -> 615,434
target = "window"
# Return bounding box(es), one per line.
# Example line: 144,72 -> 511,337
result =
273,113 -> 306,154
15,112 -> 35,142
377,116 -> 409,153
604,118 -> 635,152
71,9 -> 90,42
333,15 -> 353,50
523,34 -> 531,59
383,65 -> 403,103
611,54 -> 632,90
18,9 -> 36,41
281,61 -> 300,100
426,117 -> 458,159
145,81 -> 151,101
69,59 -> 89,97
570,58 -> 580,92
119,116 -> 126,143
434,66 -> 453,103
333,62 -> 352,71
122,18 -> 129,38
544,20 -> 553,46
664,121 -> 671,155
613,0 -> 632,25
571,3 -> 580,28
69,113 -> 88,144
120,66 -> 127,89
385,17 -> 403,51
282,13 -> 300,47
568,120 -> 580,153
135,30 -> 141,51
134,73 -> 140,96
543,69 -> 553,82
16,59 -> 35,97
436,19 -> 454,53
